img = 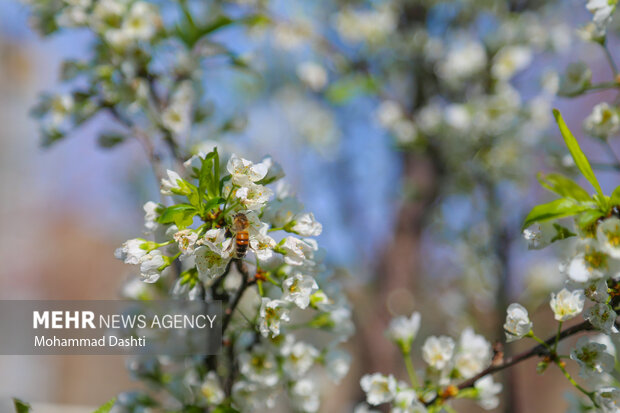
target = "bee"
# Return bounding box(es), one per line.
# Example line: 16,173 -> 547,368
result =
232,213 -> 250,258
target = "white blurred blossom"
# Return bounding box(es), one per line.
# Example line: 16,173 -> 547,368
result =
584,103 -> 620,139
504,303 -> 532,342
422,335 -> 455,370
360,373 -> 397,405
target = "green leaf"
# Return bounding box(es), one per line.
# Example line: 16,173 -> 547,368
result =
13,398 -> 30,413
576,209 -> 606,229
325,74 -> 378,104
522,198 -> 591,229
198,149 -> 221,200
203,197 -> 225,213
553,109 -> 603,196
200,15 -> 234,35
537,172 -> 592,202
611,185 -> 620,205
242,13 -> 271,27
41,128 -> 65,147
176,11 -> 235,48
93,398 -> 116,413
157,204 -> 197,229
97,132 -> 126,149
550,223 -> 576,242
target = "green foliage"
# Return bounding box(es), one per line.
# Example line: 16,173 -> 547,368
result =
522,198 -> 591,229
523,110 -> 615,232
157,149 -> 227,228
158,204 -> 198,229
13,399 -> 30,413
552,110 -> 603,197
325,74 -> 378,104
93,398 -> 116,413
198,148 -> 221,200
550,223 -> 576,242
536,172 -> 591,202
97,132 -> 126,149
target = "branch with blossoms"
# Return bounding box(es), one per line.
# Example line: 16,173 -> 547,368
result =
19,1 -> 355,412
356,110 -> 620,413
113,151 -> 355,411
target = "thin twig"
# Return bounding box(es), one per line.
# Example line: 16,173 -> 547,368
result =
221,260 -> 253,333
426,320 -> 595,406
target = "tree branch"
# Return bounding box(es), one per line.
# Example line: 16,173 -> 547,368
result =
427,320 -> 596,406
221,260 -> 253,333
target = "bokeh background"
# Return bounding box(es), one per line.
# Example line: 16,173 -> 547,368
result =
1,0 -> 620,411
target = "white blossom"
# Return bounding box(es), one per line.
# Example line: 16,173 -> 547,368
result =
325,347 -> 351,383
360,373 -> 397,405
290,379 -> 320,413
173,229 -> 198,255
422,335 -> 455,370
291,212 -> 322,236
259,298 -> 290,337
258,156 -> 285,183
595,386 -> 620,412
559,62 -> 592,96
474,376 -> 502,410
281,338 -> 319,378
297,62 -> 328,91
280,236 -> 317,266
143,201 -> 161,232
334,6 -> 396,44
234,183 -> 273,210
585,103 -> 620,139
282,273 -> 318,309
50,94 -> 74,126
90,0 -> 126,32
249,224 -> 277,261
565,239 -> 620,282
114,238 -> 147,264
454,328 -> 492,379
386,312 -> 421,352
598,217 -> 620,258
491,45 -> 532,80
522,222 -> 555,250
585,303 -> 617,333
194,245 -> 231,281
239,345 -> 279,386
504,303 -> 532,342
376,100 -> 404,128
160,169 -> 184,195
571,336 -> 615,379
587,0 -> 617,37
162,82 -> 193,135
549,288 -> 585,321
585,279 -> 611,303
392,388 -> 427,413
122,1 -> 160,42
200,371 -> 224,405
139,250 -> 165,283
437,41 -> 487,82
231,380 -> 277,411
227,154 -> 269,186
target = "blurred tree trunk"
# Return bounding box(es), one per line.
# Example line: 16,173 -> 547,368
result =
353,150 -> 440,384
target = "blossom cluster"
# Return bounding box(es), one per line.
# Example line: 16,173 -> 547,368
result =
357,312 -> 500,412
23,0 -> 264,149
114,150 -> 353,412
517,110 -> 620,411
